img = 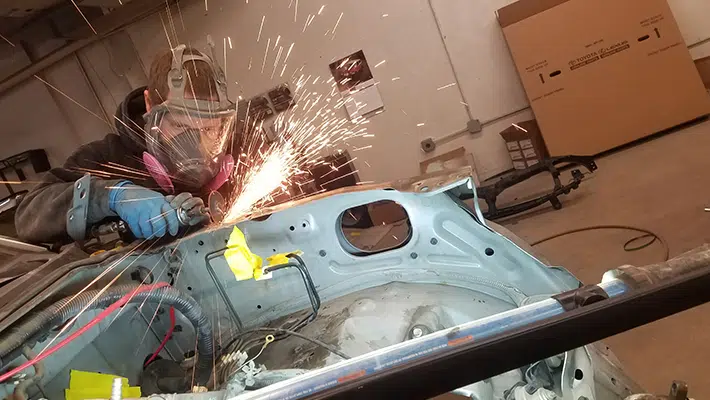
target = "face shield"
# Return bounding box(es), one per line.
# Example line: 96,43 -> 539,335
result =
143,44 -> 236,194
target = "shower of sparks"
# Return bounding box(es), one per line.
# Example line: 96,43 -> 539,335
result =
417,123 -> 425,127
228,36 -> 233,49
331,12 -> 344,38
223,38 -> 228,79
318,5 -> 326,14
71,0 -> 97,35
382,14 -> 389,17
294,0 -> 299,22
437,82 -> 457,90
33,75 -> 108,125
204,0 -> 208,11
283,43 -> 295,64
261,38 -> 271,74
391,77 -> 400,81
257,16 -> 265,42
176,0 -> 186,31
374,60 -> 386,68
271,46 -> 284,79
512,123 -> 528,132
0,34 -> 15,47
273,35 -> 281,50
320,169 -> 359,187
460,101 -> 469,107
222,72 -> 372,223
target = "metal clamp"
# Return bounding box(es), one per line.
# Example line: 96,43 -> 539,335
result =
552,285 -> 609,311
66,174 -> 91,241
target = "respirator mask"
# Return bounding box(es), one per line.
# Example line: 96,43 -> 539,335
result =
143,44 -> 235,194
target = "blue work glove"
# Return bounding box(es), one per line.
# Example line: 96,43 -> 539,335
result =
109,181 -> 179,239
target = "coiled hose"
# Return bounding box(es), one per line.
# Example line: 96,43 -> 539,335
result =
0,284 -> 214,385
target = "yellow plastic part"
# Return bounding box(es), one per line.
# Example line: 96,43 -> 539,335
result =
224,226 -> 264,281
65,370 -> 141,400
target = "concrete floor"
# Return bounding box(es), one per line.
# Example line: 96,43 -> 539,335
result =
498,118 -> 710,398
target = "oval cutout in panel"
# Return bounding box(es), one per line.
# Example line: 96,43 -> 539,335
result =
339,200 -> 412,256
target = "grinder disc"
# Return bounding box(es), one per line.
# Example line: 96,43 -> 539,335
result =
208,191 -> 226,223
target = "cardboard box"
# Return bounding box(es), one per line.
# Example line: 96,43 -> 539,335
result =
497,0 -> 710,156
696,56 -> 710,90
500,120 -> 548,170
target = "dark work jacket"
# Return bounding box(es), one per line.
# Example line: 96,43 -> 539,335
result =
16,86 -> 254,244
15,87 -> 156,244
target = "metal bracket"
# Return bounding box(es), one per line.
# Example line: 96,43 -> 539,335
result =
552,285 -> 609,311
66,174 -> 91,242
420,119 -> 482,153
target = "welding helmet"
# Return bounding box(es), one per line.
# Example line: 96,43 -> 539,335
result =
143,43 -> 235,194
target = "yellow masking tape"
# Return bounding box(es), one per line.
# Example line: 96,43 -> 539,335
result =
224,226 -> 263,281
266,253 -> 290,266
66,370 -> 140,400
69,370 -> 128,389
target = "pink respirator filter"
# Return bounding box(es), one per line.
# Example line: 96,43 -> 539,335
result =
143,152 -> 235,194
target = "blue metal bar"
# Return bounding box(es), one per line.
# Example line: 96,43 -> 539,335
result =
234,280 -> 629,400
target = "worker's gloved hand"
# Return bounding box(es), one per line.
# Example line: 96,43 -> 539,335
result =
109,182 -> 179,239
166,192 -> 210,226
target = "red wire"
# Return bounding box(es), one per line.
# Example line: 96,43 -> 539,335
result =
144,306 -> 176,367
0,283 -> 170,383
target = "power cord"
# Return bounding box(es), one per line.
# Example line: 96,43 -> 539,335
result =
530,225 -> 669,261
225,327 -> 351,360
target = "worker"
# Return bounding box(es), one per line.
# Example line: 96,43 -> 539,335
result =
15,44 -> 242,244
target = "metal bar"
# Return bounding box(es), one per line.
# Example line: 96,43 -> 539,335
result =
205,250 -> 244,332
233,280 -> 626,400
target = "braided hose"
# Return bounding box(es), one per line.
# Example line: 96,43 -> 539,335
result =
0,284 -> 213,385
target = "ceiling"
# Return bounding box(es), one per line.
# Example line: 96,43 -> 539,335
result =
0,0 -> 134,40
0,0 -> 63,19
